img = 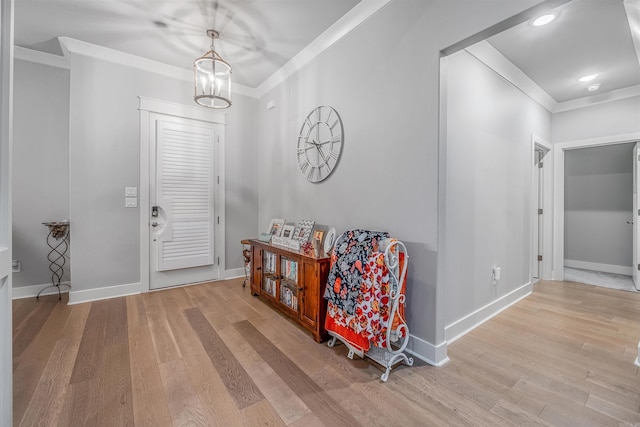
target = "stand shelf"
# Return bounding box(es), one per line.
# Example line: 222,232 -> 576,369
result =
249,239 -> 330,342
38,221 -> 70,300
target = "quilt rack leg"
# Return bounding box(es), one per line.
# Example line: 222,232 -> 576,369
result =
379,352 -> 414,382
326,332 -> 363,360
327,336 -> 355,359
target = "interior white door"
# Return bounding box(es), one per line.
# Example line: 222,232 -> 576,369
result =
149,114 -> 220,289
633,143 -> 639,290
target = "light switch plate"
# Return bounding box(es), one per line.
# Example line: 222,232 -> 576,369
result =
125,197 -> 138,208
125,187 -> 137,197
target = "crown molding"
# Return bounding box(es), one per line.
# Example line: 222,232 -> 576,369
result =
254,0 -> 392,98
57,37 -> 256,98
18,2 -> 391,100
553,84 -> 640,113
14,45 -> 69,69
465,40 -> 640,114
464,41 -> 556,112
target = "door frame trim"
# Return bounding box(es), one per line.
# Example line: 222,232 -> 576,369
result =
531,134 -> 552,281
138,97 -> 226,292
551,131 -> 640,281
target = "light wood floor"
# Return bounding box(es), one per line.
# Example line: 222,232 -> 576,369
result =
12,279 -> 640,426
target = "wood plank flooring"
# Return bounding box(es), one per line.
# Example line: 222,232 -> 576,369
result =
12,279 -> 640,426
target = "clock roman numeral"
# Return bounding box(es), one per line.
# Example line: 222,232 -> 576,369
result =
329,150 -> 339,160
325,108 -> 333,124
307,166 -> 317,181
300,161 -> 310,173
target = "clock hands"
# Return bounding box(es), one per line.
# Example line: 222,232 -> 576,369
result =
298,145 -> 316,153
305,139 -> 330,165
316,144 -> 329,164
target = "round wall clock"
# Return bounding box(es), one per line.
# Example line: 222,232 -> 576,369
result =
297,106 -> 343,183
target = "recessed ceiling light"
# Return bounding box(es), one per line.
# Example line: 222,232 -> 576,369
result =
532,14 -> 556,26
586,83 -> 601,92
579,74 -> 599,82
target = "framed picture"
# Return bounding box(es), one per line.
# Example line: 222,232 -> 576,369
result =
281,224 -> 295,239
292,220 -> 315,242
267,218 -> 285,236
312,229 -> 324,244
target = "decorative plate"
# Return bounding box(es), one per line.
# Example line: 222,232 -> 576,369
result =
324,227 -> 336,253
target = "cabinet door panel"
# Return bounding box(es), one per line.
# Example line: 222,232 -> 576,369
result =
250,246 -> 262,295
300,261 -> 318,328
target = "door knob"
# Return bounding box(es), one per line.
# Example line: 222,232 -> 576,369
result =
151,222 -> 159,227
627,220 -> 634,224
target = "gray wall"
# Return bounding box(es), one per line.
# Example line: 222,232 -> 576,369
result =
225,95 -> 259,269
68,53 -> 258,292
68,55 -> 185,291
12,60 -> 70,288
444,49 -> 551,325
564,143 -> 634,268
12,49 -> 258,293
255,0 -> 543,348
552,95 -> 640,142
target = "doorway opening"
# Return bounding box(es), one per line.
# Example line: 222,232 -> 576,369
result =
552,135 -> 640,293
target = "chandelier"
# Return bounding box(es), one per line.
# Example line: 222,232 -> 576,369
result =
194,29 -> 232,109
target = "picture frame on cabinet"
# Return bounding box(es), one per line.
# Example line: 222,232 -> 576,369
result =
282,224 -> 295,239
313,229 -> 324,244
292,220 -> 315,242
267,218 -> 286,236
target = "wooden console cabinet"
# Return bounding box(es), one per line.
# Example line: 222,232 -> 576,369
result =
249,239 -> 331,342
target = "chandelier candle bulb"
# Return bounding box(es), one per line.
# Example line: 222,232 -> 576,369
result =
194,29 -> 232,109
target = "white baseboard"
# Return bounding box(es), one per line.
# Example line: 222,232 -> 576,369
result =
406,334 -> 449,366
224,267 -> 246,280
12,281 -> 71,299
445,281 -> 532,344
564,259 -> 632,276
68,282 -> 142,305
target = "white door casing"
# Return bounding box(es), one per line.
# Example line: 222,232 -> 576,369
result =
533,150 -> 542,280
0,0 -> 13,422
531,134 -> 552,282
552,132 -> 640,281
139,98 -> 226,291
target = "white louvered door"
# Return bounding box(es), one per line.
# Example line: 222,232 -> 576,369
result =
150,114 -> 220,289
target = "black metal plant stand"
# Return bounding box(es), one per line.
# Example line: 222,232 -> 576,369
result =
37,221 -> 70,300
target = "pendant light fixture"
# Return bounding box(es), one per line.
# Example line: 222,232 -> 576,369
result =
194,29 -> 232,109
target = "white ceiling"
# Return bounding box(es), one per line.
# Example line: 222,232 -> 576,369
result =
13,0 -> 640,105
487,0 -> 640,104
14,0 -> 361,89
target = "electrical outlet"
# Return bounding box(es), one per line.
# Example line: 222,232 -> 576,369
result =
12,260 -> 21,273
125,187 -> 137,197
492,267 -> 501,285
125,197 -> 138,208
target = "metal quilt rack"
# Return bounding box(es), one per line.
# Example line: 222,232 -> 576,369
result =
327,239 -> 413,382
